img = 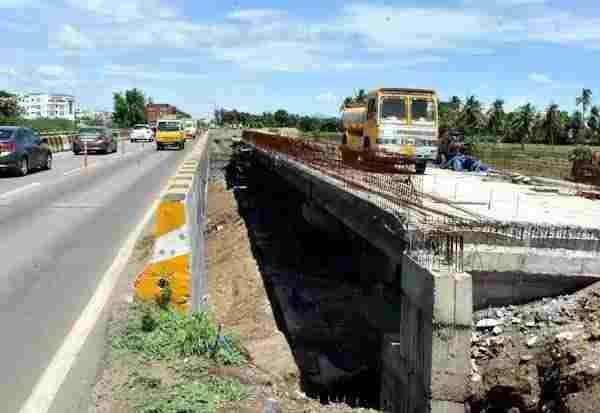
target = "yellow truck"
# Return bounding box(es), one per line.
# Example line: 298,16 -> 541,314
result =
156,119 -> 185,151
340,88 -> 438,174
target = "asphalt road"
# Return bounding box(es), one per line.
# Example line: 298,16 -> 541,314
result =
0,140 -> 193,412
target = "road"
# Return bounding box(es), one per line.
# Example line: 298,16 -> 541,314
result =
0,140 -> 193,412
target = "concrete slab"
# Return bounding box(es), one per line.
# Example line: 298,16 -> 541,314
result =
422,168 -> 600,228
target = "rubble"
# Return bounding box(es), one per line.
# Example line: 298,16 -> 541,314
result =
469,281 -> 600,412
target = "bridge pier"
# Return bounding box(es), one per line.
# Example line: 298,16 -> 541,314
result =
380,255 -> 472,413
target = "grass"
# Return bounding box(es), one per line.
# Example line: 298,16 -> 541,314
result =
475,143 -> 600,160
108,301 -> 250,413
131,378 -> 249,413
112,302 -> 247,366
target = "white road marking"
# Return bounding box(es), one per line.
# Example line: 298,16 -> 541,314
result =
63,167 -> 82,176
18,165 -> 170,413
0,182 -> 41,199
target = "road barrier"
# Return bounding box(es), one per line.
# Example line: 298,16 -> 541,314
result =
134,133 -> 210,311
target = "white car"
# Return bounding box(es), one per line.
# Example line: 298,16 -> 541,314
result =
130,124 -> 153,142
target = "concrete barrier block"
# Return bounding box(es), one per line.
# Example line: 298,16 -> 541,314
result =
134,132 -> 210,312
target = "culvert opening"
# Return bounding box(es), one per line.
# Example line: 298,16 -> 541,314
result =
223,145 -> 400,409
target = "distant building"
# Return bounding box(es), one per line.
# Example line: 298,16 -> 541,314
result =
79,109 -> 113,125
17,93 -> 79,121
144,103 -> 177,124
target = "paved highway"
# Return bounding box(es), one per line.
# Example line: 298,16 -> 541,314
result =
0,141 -> 192,412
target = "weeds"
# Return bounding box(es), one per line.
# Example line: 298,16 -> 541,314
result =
112,302 -> 247,366
134,377 -> 249,413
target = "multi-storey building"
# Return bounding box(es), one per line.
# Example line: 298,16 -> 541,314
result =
144,103 -> 177,124
17,93 -> 79,121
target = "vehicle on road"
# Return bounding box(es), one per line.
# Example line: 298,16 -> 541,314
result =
73,127 -> 118,155
0,126 -> 53,176
182,119 -> 197,140
155,119 -> 185,151
340,88 -> 439,174
130,124 -> 153,142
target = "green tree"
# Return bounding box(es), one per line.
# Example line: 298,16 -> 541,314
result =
125,88 -> 145,126
355,89 -> 367,104
459,95 -> 485,137
340,96 -> 354,111
486,99 -> 506,138
542,103 -> 562,146
589,106 -> 600,143
176,110 -> 191,119
112,93 -> 128,127
274,109 -> 290,127
576,88 -> 592,123
512,103 -> 536,149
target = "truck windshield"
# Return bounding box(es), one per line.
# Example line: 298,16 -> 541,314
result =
158,122 -> 180,131
380,97 -> 407,122
411,98 -> 435,124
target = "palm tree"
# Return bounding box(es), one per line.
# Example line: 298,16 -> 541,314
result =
355,89 -> 367,104
460,95 -> 484,137
512,103 -> 536,149
576,88 -> 592,125
589,106 -> 600,143
340,96 -> 354,112
542,103 -> 562,146
486,99 -> 505,138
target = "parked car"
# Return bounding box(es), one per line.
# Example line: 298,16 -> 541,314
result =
73,127 -> 118,155
0,126 -> 53,176
130,124 -> 154,142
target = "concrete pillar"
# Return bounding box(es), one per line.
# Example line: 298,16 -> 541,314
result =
380,254 -> 472,413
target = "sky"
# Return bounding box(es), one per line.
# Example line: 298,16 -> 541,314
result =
1,0 -> 600,118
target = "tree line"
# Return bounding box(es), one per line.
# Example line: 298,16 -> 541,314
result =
341,88 -> 600,147
112,89 -> 191,128
214,108 -> 338,133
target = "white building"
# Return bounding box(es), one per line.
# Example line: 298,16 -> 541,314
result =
18,93 -> 79,121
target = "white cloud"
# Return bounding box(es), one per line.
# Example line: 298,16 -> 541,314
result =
227,8 -> 287,22
102,64 -> 208,81
65,0 -> 177,23
54,24 -> 94,49
336,4 -> 498,51
0,67 -> 18,77
528,73 -> 553,84
316,92 -> 338,105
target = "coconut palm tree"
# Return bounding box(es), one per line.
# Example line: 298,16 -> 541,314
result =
486,99 -> 505,138
355,89 -> 367,104
542,103 -> 562,146
460,95 -> 484,137
576,88 -> 592,124
339,96 -> 354,112
512,103 -> 536,149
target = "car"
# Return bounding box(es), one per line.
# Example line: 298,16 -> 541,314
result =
0,126 -> 53,176
73,127 -> 118,155
130,124 -> 154,143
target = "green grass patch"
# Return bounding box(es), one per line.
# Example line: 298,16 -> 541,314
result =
112,302 -> 247,366
133,377 -> 249,413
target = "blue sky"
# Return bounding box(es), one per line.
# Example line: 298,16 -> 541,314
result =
1,0 -> 600,117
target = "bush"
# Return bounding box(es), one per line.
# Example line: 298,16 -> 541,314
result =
568,145 -> 593,162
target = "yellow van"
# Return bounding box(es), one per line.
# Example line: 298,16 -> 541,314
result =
156,119 -> 185,151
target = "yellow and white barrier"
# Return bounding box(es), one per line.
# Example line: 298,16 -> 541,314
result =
134,134 -> 210,311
